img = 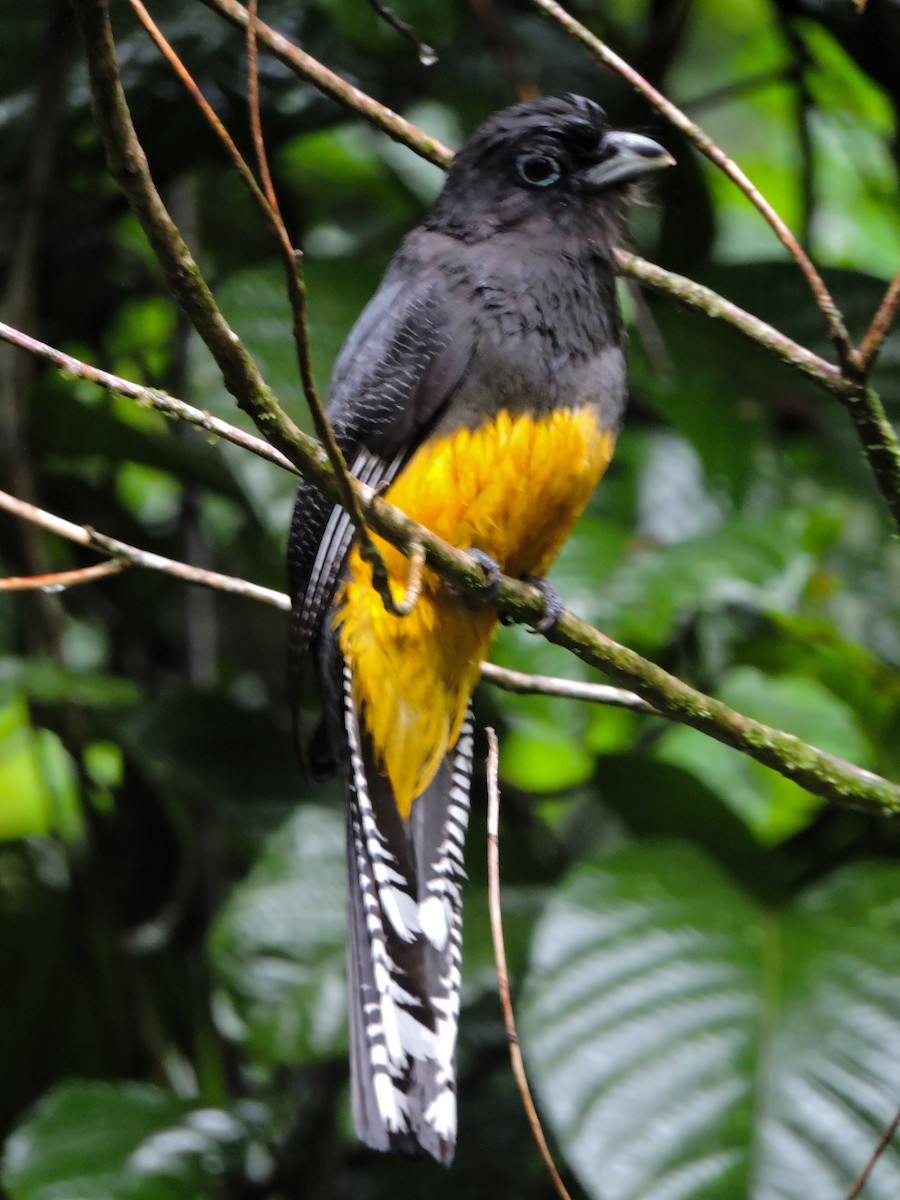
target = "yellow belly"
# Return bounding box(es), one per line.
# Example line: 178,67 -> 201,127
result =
336,406 -> 615,816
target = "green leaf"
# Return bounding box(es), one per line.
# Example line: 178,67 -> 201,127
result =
520,844 -> 900,1200
208,805 -> 348,1065
591,512 -> 817,651
0,697 -> 80,843
0,658 -> 141,710
653,667 -> 873,842
501,719 -> 595,794
2,1082 -> 256,1200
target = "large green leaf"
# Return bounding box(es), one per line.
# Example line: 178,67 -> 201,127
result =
0,696 -> 80,842
208,805 -> 348,1065
520,844 -> 900,1200
653,667 -> 874,843
1,1082 -> 258,1200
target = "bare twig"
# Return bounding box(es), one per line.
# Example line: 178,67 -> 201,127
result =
486,728 -> 574,1200
843,1104 -> 900,1200
0,488 -> 290,610
240,3 -> 393,594
859,268 -> 900,372
480,662 -> 656,713
529,0 -> 857,371
198,0 -> 452,166
245,0 -> 281,216
0,321 -> 301,476
1,386 -> 898,816
618,252 -> 900,535
364,0 -> 436,64
127,0 -> 406,613
71,0 -> 307,470
615,251 -> 845,395
0,560 -> 126,592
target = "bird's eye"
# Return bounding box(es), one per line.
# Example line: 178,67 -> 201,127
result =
515,153 -> 562,188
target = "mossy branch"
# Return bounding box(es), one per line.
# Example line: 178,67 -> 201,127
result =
69,0 -> 307,472
2,318 -> 899,816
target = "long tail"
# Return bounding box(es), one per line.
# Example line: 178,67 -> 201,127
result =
340,658 -> 473,1165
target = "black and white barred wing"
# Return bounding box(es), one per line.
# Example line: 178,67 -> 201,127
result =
343,660 -> 474,1165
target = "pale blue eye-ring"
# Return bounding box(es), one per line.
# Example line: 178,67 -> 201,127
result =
516,153 -> 562,188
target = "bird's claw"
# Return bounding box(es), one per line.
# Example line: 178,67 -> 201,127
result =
523,574 -> 564,635
461,548 -> 503,608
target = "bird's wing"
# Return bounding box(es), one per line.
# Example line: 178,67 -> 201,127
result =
286,240 -> 475,716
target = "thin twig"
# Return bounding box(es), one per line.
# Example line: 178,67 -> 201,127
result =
486,728 -> 574,1200
0,560 -> 126,592
480,662 -> 657,713
245,0 -> 281,216
198,0 -> 452,166
843,1104 -> 900,1200
128,0 -> 407,615
859,268 -> 900,371
615,250 -> 845,395
71,0 -> 307,470
618,251 -> 900,535
243,7 -> 402,614
0,320 -> 300,476
529,0 -> 857,372
364,0 -> 436,64
0,488 -> 290,610
2,419 -> 899,816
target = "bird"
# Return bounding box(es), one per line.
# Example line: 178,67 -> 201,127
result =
286,93 -> 672,1165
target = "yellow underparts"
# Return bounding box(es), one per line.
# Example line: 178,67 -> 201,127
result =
336,406 -> 616,817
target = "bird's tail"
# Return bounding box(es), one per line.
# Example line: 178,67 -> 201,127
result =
341,658 -> 473,1165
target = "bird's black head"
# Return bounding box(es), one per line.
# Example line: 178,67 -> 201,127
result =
425,94 -> 673,244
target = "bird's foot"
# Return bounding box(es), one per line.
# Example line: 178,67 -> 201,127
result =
523,574 -> 565,635
458,548 -> 503,609
443,547 -> 502,610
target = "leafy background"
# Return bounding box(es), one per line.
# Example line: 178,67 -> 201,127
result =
2,0 -> 900,1197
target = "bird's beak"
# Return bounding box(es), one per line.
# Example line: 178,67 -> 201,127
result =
580,131 -> 675,190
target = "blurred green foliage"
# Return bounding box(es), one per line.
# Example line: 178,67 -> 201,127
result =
1,0 -> 900,1197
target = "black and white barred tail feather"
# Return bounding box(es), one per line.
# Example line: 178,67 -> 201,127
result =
341,659 -> 473,1165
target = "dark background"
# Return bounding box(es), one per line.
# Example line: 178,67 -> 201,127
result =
2,0 -> 900,1196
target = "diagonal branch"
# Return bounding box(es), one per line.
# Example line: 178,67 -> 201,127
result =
843,1103 -> 900,1200
0,488 -> 289,608
70,0 -> 305,470
194,0 -> 900,532
859,267 -> 900,372
618,253 -> 900,535
529,0 -> 857,373
615,251 -> 845,395
127,0 -> 406,615
0,321 -> 302,476
2,323 -> 898,818
198,0 -> 453,167
364,0 -> 437,64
